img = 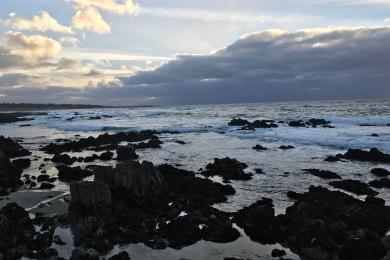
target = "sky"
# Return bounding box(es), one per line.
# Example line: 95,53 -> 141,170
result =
0,0 -> 389,105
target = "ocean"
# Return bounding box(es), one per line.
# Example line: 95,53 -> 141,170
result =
2,99 -> 390,259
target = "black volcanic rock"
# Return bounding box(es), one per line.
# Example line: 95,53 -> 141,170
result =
201,157 -> 252,181
303,168 -> 341,179
0,135 -> 31,158
135,139 -> 162,149
94,160 -> 167,206
342,148 -> 390,163
41,131 -> 160,154
371,168 -> 390,177
228,118 -> 278,128
108,251 -> 131,260
0,151 -> 23,194
235,198 -> 279,244
12,158 -> 31,169
99,151 -> 113,161
369,178 -> 390,189
329,179 -> 378,195
70,181 -> 112,215
56,165 -> 93,182
252,144 -> 267,151
279,145 -> 295,150
52,153 -> 76,165
116,144 -> 138,161
288,120 -> 306,127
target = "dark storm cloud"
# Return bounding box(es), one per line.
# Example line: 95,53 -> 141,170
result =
2,27 -> 390,105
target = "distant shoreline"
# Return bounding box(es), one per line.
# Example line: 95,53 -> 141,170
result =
0,103 -> 153,112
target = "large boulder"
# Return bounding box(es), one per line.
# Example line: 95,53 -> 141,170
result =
201,157 -> 252,181
329,179 -> 378,196
116,144 -> 138,161
0,151 -> 23,194
0,136 -> 30,158
56,165 -> 93,182
70,181 -> 112,216
94,161 -> 167,206
0,203 -> 35,258
343,148 -> 390,163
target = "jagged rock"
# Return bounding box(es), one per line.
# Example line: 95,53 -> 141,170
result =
0,136 -> 31,158
99,151 -> 113,161
116,144 -> 138,161
343,148 -> 390,163
201,157 -> 251,181
235,198 -> 279,244
12,158 -> 31,169
371,168 -> 390,177
0,151 -> 23,194
70,247 -> 99,260
288,120 -> 306,127
329,179 -> 379,195
228,118 -> 250,126
39,182 -> 55,190
108,251 -> 131,260
325,154 -> 343,162
252,144 -> 267,151
52,153 -> 76,165
279,145 -> 295,150
41,131 -> 159,154
0,203 -> 35,257
70,181 -> 112,215
369,178 -> 390,189
303,168 -> 341,179
135,139 -> 162,149
271,248 -> 286,257
94,161 -> 167,205
57,165 -> 93,182
228,118 -> 278,128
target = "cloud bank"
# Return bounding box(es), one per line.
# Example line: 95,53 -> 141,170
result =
1,26 -> 390,105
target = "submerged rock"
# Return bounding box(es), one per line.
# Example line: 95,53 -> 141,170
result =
329,179 -> 378,195
303,168 -> 341,179
201,157 -> 252,181
279,145 -> 295,150
252,144 -> 267,151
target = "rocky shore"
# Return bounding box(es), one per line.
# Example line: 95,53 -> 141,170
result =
0,116 -> 389,260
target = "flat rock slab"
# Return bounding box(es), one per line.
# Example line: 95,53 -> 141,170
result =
0,190 -> 68,216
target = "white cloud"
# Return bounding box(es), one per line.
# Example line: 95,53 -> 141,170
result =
72,7 -> 111,34
2,31 -> 61,65
60,36 -> 80,47
69,0 -> 139,15
4,11 -> 72,34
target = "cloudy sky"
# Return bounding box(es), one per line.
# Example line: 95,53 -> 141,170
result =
0,0 -> 389,105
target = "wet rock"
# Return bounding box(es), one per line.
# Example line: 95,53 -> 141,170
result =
39,182 -> 55,190
37,174 -> 56,183
116,144 -> 138,161
0,203 -> 35,256
279,145 -> 295,150
271,248 -> 286,257
324,154 -> 343,162
329,179 -> 379,195
108,251 -> 131,260
235,198 -> 279,244
12,158 -> 31,169
201,157 -> 252,181
371,168 -> 390,177
83,154 -> 99,163
254,168 -> 264,174
135,139 -> 162,149
0,112 -> 34,124
303,168 -> 341,179
342,148 -> 390,163
228,118 -> 278,128
287,191 -> 301,200
288,120 -> 305,127
365,196 -> 385,207
41,131 -> 159,154
70,181 -> 112,216
280,186 -> 390,260
0,151 -> 23,194
306,118 -> 333,128
94,160 -> 167,206
52,153 -> 77,165
0,136 -> 31,158
369,178 -> 390,189
56,165 -> 93,182
252,144 -> 267,151
99,151 -> 113,161
70,247 -> 99,260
